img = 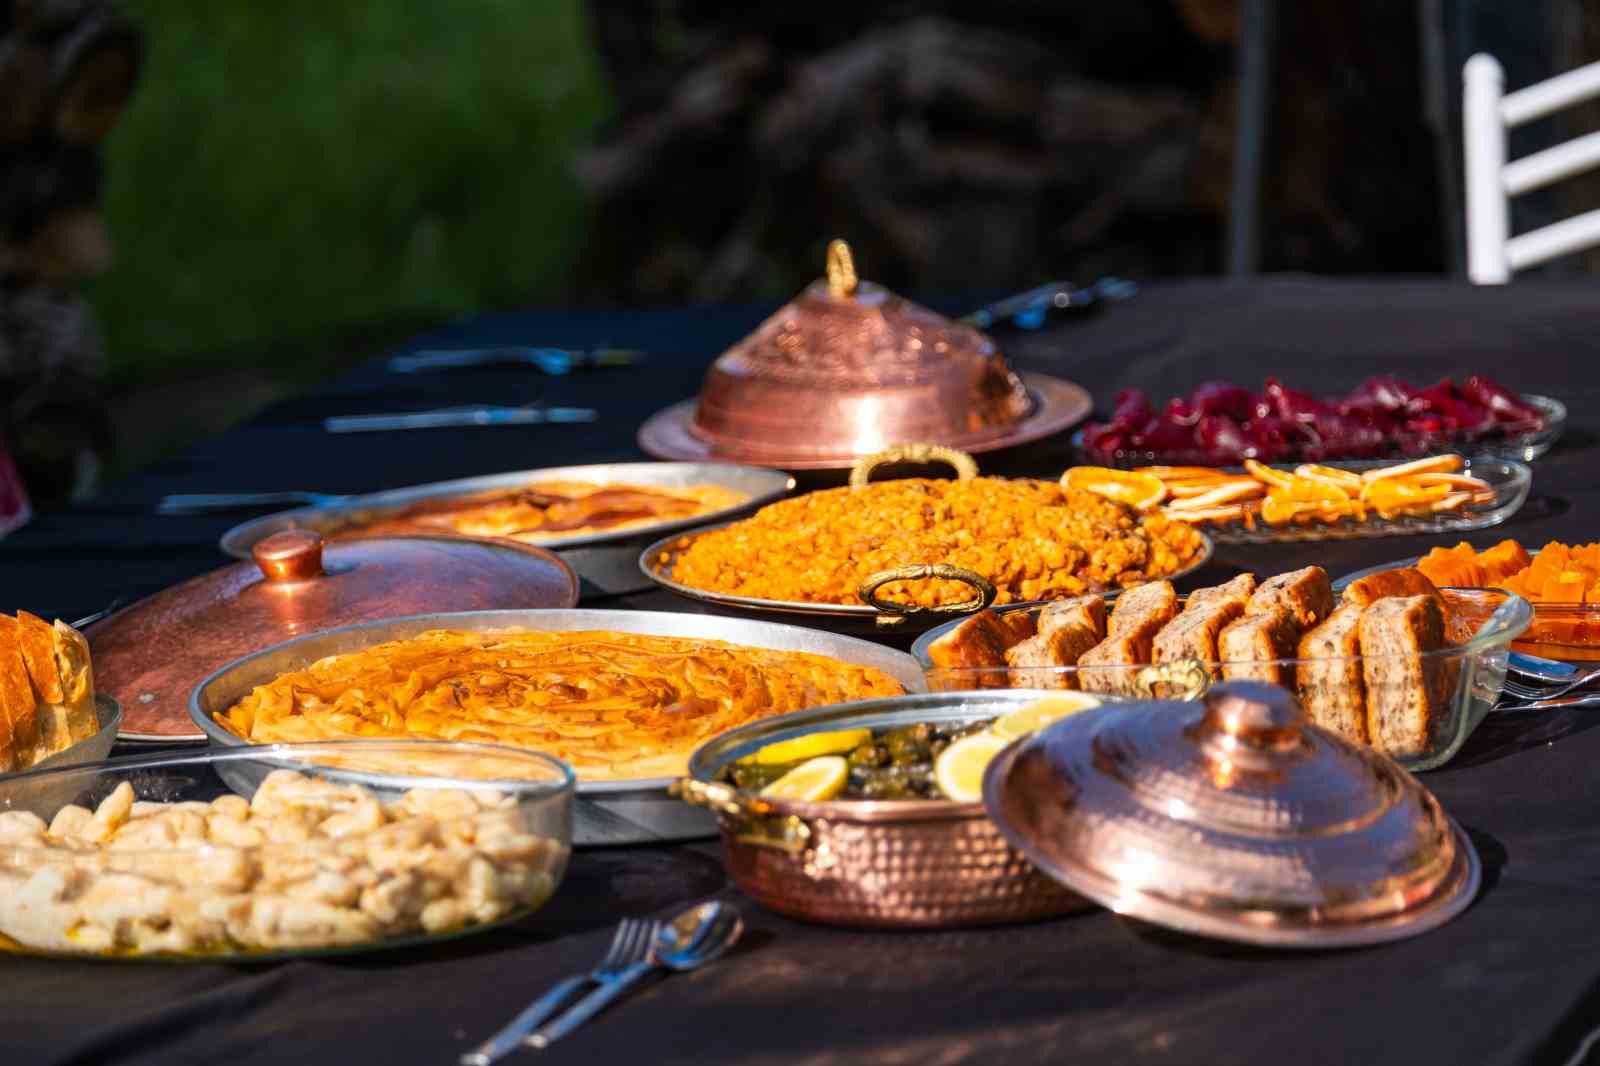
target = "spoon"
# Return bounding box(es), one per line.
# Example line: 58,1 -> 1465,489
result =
524,901 -> 743,1048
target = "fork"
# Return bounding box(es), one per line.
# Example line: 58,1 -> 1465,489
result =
1501,665 -> 1600,702
461,917 -> 660,1066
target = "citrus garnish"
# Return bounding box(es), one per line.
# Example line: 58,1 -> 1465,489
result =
760,755 -> 850,801
990,693 -> 1101,740
1062,467 -> 1167,512
933,733 -> 1011,803
749,728 -> 871,766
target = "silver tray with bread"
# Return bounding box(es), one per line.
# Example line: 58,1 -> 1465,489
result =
0,612 -> 120,777
910,566 -> 1531,771
187,608 -> 926,846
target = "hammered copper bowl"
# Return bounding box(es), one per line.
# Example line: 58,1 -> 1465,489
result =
677,691 -> 1092,929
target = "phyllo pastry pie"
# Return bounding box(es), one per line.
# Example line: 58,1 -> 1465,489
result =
218,629 -> 904,780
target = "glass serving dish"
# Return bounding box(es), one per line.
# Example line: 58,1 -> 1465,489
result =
1154,455 -> 1530,544
1336,557 -> 1600,662
912,588 -> 1532,772
1074,394 -> 1566,468
0,741 -> 573,961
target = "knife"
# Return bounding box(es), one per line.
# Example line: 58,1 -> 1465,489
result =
386,348 -> 642,375
323,406 -> 599,433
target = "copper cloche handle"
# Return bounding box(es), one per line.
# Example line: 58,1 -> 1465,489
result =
252,528 -> 326,582
825,238 -> 858,298
850,443 -> 980,488
858,563 -> 997,629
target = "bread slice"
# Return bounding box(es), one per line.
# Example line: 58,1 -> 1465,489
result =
1078,582 -> 1179,695
1038,595 -> 1105,643
1152,596 -> 1248,681
1005,622 -> 1100,690
1077,634 -> 1149,696
1219,608 -> 1300,687
1296,603 -> 1368,744
1249,566 -> 1333,628
1359,595 -> 1449,758
927,609 -> 1035,686
14,610 -> 71,752
50,619 -> 97,743
0,618 -> 38,771
1341,567 -> 1441,608
1186,573 -> 1257,611
1108,581 -> 1178,638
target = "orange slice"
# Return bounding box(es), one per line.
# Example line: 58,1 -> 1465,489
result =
1359,454 -> 1463,483
1166,481 -> 1266,510
1136,466 -> 1232,482
1277,476 -> 1350,502
1062,467 -> 1167,511
1243,459 -> 1294,490
1294,464 -> 1364,490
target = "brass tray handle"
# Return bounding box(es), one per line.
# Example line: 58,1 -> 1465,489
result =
670,778 -> 812,855
858,564 -> 998,630
849,443 -> 979,488
1134,659 -> 1210,701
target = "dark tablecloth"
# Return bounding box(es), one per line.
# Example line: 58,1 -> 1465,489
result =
4,277 -> 1600,1066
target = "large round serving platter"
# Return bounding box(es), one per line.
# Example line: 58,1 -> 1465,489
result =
637,373 -> 1093,470
217,462 -> 795,597
187,608 -> 927,847
639,519 -> 1214,638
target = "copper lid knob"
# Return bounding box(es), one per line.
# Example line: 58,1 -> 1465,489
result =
252,529 -> 326,582
1200,681 -> 1305,752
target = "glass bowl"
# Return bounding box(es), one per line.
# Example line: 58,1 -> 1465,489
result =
0,740 -> 573,960
914,588 -> 1531,772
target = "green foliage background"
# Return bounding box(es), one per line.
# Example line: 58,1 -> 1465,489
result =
88,0 -> 608,382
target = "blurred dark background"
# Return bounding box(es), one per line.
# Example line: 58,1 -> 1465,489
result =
1,0 -> 1598,506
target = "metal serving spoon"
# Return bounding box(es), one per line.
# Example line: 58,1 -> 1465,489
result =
524,901 -> 743,1049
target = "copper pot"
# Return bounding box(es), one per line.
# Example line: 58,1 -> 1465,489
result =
676,691 -> 1091,929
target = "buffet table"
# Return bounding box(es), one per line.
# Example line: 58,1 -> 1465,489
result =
5,277 -> 1600,1066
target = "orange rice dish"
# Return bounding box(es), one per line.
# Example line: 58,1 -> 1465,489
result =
664,477 -> 1207,608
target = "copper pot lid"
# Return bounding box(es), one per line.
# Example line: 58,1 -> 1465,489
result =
984,680 -> 1480,948
638,241 -> 1092,469
87,530 -> 579,742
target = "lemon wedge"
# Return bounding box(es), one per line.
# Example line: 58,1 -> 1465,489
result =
990,693 -> 1101,740
748,728 -> 871,766
760,755 -> 850,801
933,733 -> 1010,804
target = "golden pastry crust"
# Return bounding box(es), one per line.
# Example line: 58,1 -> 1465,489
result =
218,629 -> 904,781
337,481 -> 746,544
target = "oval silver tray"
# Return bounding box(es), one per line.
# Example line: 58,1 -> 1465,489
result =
187,608 -> 927,847
218,461 -> 795,598
639,520 -> 1214,637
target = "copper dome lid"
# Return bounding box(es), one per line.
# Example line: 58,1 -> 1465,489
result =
638,241 -> 1092,469
984,681 -> 1479,948
87,530 -> 579,741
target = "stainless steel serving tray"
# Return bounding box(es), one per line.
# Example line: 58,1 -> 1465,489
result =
218,462 -> 796,598
187,608 -> 927,847
639,521 -> 1214,637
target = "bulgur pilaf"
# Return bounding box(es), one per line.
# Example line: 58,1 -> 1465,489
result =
666,478 -> 1206,607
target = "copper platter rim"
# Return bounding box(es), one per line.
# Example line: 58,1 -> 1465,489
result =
981,723 -> 1483,949
639,518 -> 1215,631
637,371 -> 1094,470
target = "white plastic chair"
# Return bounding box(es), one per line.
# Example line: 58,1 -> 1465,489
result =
1463,53 -> 1600,284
